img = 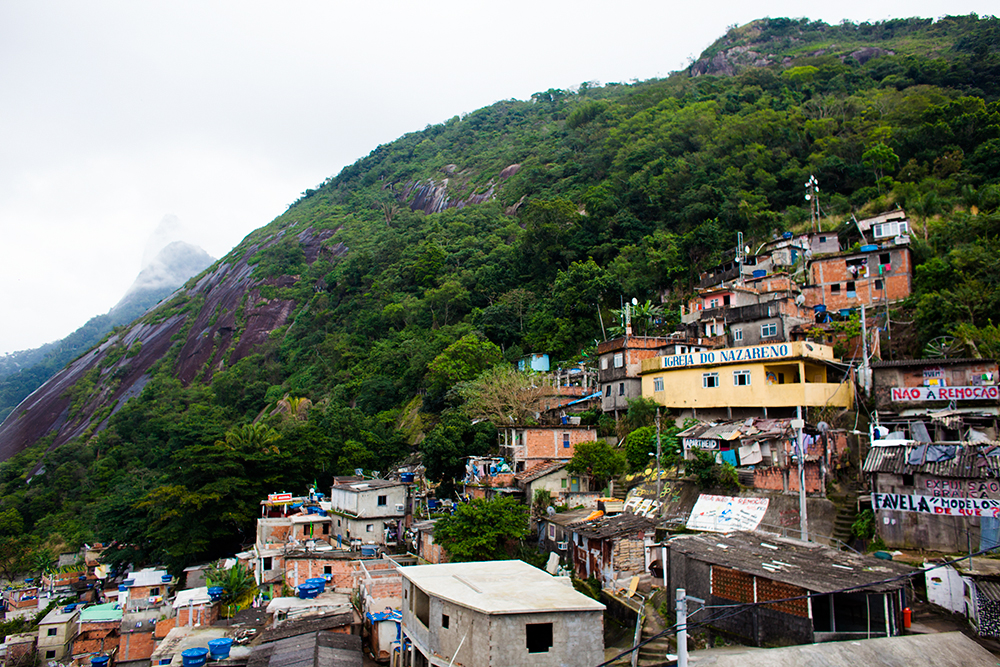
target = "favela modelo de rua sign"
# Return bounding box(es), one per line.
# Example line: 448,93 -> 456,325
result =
874,492 -> 1000,517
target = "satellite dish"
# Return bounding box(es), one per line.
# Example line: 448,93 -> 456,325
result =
795,294 -> 805,306
546,506 -> 556,516
631,297 -> 638,305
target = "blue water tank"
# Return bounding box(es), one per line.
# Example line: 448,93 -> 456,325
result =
813,304 -> 827,313
752,269 -> 766,278
860,244 -> 878,252
297,583 -> 320,599
207,586 -> 224,602
91,656 -> 111,667
63,604 -> 76,613
305,577 -> 326,593
840,309 -> 853,318
161,575 -> 172,583
122,579 -> 135,587
118,584 -> 128,592
400,473 -> 415,484
782,231 -> 793,239
360,545 -> 378,558
207,638 -> 233,660
182,647 -> 209,667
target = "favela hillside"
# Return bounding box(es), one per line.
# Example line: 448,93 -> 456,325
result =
3,14 -> 1000,667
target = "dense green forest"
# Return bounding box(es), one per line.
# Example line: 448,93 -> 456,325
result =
2,15 -> 1000,575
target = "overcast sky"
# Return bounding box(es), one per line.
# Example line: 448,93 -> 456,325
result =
0,1 -> 995,356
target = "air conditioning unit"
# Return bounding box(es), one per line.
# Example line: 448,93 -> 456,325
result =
395,504 -> 405,513
556,541 -> 568,551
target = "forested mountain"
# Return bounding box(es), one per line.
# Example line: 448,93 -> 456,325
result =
1,15 -> 999,574
0,242 -> 214,424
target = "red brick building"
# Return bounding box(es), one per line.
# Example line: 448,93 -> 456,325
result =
499,424 -> 598,472
805,245 -> 912,312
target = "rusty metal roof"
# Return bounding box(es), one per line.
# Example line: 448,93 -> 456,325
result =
863,444 -> 1000,478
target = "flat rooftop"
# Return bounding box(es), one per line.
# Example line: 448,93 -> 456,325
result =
400,560 -> 605,615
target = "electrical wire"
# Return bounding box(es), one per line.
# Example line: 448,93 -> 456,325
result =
594,545 -> 999,666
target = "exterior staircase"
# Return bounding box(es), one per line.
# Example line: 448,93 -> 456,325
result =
829,484 -> 860,549
636,598 -> 675,666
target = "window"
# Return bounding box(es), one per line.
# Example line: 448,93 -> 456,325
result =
263,557 -> 272,570
654,377 -> 664,392
703,372 -> 719,388
413,585 -> 430,628
709,298 -> 719,309
874,279 -> 883,290
733,328 -> 743,342
601,357 -> 609,370
46,651 -> 56,660
526,623 -> 553,653
562,433 -> 570,449
830,283 -> 840,293
880,252 -> 891,265
604,385 -> 611,397
733,370 -> 751,386
618,382 -> 625,396
560,478 -> 567,488
150,587 -> 160,596
846,281 -> 856,297
549,524 -> 556,539
324,565 -> 332,575
366,524 -> 374,532
47,628 -> 57,637
819,235 -> 826,243
723,295 -> 731,306
761,322 -> 777,338
613,352 -> 624,368
377,495 -> 387,506
322,523 -> 330,535
441,614 -> 450,629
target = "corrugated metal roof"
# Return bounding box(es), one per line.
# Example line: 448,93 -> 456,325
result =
974,579 -> 1000,603
872,358 -> 995,368
863,445 -> 1000,478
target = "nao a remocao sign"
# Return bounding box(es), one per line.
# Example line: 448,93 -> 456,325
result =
890,386 -> 999,402
874,492 -> 1000,517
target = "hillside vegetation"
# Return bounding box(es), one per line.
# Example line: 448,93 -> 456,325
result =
1,15 -> 999,574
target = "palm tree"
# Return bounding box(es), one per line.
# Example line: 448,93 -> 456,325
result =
207,561 -> 258,619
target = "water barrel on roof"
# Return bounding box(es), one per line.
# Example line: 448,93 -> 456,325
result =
305,577 -> 326,593
123,579 -> 135,587
297,583 -> 321,599
91,656 -> 111,667
207,586 -> 224,602
783,231 -> 793,239
860,244 -> 878,252
360,545 -> 378,558
752,269 -> 766,278
182,647 -> 209,667
161,575 -> 172,583
400,473 -> 415,484
207,638 -> 233,660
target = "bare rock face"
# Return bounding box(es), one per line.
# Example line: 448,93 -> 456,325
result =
0,226 -> 337,462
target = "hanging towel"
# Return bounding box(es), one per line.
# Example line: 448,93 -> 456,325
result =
719,449 -> 739,467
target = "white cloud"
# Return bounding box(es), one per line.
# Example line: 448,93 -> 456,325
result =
0,0 -> 994,353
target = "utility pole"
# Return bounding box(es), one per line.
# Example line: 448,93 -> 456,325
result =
794,406 -> 809,541
655,408 -> 663,518
860,304 -> 870,397
675,588 -> 704,667
676,588 -> 688,667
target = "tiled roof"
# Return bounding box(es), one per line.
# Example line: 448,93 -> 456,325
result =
572,513 -> 656,540
514,460 -> 566,485
669,531 -> 914,593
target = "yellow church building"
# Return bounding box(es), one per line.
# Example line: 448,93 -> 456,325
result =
640,341 -> 853,418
